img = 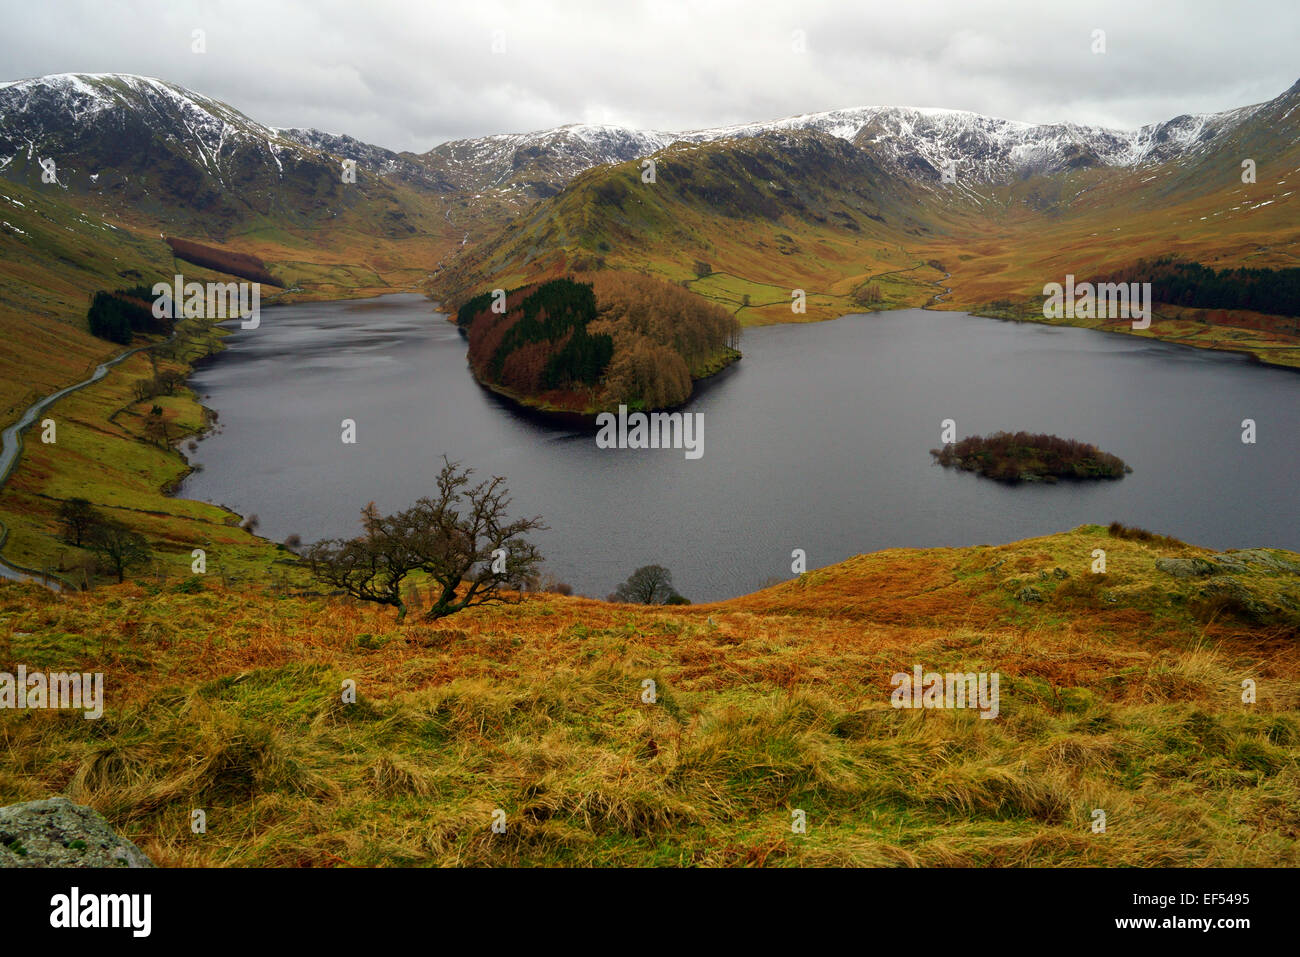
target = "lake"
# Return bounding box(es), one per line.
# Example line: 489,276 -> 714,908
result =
178,294 -> 1299,601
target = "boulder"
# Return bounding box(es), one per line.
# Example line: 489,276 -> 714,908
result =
0,797 -> 153,868
1155,557 -> 1217,578
1213,550 -> 1300,574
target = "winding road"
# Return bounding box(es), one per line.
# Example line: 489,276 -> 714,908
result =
931,271 -> 953,304
0,341 -> 157,589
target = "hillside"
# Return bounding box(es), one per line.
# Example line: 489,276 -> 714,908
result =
412,84 -> 1293,198
0,73 -> 466,434
432,80 -> 1300,367
0,73 -> 447,236
1,526 -> 1297,866
435,130 -> 951,322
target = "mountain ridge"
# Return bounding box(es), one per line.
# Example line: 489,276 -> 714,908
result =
4,71 -> 1294,214
415,81 -> 1294,196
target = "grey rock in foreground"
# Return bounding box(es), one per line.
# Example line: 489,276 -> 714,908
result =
0,797 -> 153,868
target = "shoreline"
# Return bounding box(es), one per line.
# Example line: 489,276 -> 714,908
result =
0,309 -> 280,590
464,343 -> 743,428
960,302 -> 1300,374
5,291 -> 1294,593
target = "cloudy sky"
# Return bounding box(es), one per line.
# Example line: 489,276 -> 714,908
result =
3,0 -> 1297,152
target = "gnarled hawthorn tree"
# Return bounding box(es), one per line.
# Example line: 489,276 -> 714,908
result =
307,459 -> 545,622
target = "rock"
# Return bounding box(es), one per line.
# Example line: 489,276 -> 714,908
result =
1210,557 -> 1249,574
0,797 -> 153,868
1052,567 -> 1070,580
1016,586 -> 1044,603
1155,557 -> 1218,579
1212,550 -> 1300,574
1196,578 -> 1271,622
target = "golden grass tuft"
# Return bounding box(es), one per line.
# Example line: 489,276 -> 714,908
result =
1,525 -> 1297,866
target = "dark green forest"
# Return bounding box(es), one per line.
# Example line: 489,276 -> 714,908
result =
87,286 -> 171,344
460,274 -> 741,410
1109,258 -> 1300,317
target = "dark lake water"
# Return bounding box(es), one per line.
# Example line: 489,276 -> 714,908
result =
178,293 -> 1299,602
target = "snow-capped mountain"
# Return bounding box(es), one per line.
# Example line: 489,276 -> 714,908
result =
679,101 -> 1274,181
419,84 -> 1294,193
275,126 -> 450,191
0,73 -> 301,185
419,124 -> 676,197
1,71 -> 1294,229
0,73 -> 442,233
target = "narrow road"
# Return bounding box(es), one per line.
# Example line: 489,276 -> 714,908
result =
930,271 -> 953,304
0,340 -> 157,588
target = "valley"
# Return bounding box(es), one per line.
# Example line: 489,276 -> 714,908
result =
0,60 -> 1296,876
1,72 -> 1298,592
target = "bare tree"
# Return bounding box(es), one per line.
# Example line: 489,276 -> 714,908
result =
611,564 -> 677,604
87,521 -> 152,583
308,459 -> 545,622
133,378 -> 157,402
143,405 -> 169,446
307,503 -> 417,617
154,370 -> 186,395
57,497 -> 103,547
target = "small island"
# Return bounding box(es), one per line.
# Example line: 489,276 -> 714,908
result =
931,431 -> 1131,483
454,274 -> 741,416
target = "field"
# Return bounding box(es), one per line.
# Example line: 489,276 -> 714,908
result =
0,307 -> 283,586
2,526 -> 1297,866
0,179 -> 467,584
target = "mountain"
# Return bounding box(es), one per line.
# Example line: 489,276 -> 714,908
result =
434,78 -> 1300,340
433,128 -> 951,319
276,126 -> 453,192
413,85 -> 1292,202
688,99 -> 1275,184
417,124 -> 674,199
0,73 -> 444,237
5,71 -> 1291,254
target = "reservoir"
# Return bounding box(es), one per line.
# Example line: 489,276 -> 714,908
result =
178,294 -> 1299,601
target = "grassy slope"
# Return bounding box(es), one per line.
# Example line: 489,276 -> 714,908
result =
433,128 -> 1300,366
435,136 -> 951,324
0,313 -> 288,585
1,526 -> 1296,867
0,173 -> 467,580
0,178 -> 171,430
0,175 -> 466,430
916,163 -> 1300,369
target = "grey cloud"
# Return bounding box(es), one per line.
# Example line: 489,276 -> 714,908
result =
1,0 -> 1295,151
